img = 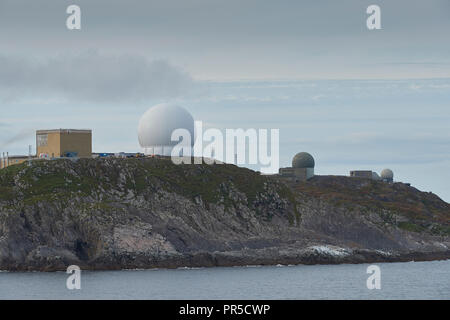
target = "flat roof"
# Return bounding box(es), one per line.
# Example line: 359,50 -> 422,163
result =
36,129 -> 92,134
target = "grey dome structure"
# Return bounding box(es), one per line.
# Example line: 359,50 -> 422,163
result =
279,151 -> 315,181
292,152 -> 315,168
380,168 -> 394,182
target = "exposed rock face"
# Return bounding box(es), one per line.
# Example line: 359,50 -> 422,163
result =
0,158 -> 449,271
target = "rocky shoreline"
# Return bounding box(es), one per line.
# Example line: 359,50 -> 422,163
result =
2,248 -> 450,272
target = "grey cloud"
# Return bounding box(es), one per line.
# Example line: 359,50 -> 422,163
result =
293,133 -> 450,166
296,133 -> 450,146
0,52 -> 194,103
2,0 -> 449,36
1,0 -> 449,80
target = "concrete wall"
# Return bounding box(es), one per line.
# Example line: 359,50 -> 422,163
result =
306,167 -> 314,180
60,131 -> 92,158
293,168 -> 307,181
37,131 -> 61,158
279,167 -> 295,176
350,170 -> 373,178
0,157 -> 28,169
279,167 -> 314,181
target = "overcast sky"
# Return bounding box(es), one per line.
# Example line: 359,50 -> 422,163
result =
1,0 -> 450,79
0,0 -> 449,201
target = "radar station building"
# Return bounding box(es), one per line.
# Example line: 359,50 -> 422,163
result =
380,168 -> 394,183
350,170 -> 374,179
350,168 -> 394,183
36,129 -> 92,158
278,152 -> 315,182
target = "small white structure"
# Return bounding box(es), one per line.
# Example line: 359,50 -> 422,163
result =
138,103 -> 194,156
380,168 -> 394,182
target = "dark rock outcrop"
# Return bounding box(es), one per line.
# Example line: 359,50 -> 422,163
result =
0,158 -> 448,271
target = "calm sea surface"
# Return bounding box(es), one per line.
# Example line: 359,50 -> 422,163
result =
0,260 -> 449,299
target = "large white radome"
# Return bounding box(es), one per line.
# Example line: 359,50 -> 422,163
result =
138,103 -> 194,155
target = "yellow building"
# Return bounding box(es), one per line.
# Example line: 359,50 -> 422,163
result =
36,129 -> 92,158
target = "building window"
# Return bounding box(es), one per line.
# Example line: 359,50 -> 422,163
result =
37,134 -> 48,147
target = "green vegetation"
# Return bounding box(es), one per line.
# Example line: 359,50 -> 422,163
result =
0,158 -> 276,211
277,184 -> 301,225
1,158 -> 448,235
397,221 -> 425,233
0,186 -> 15,201
135,158 -> 269,208
430,224 -> 450,236
294,175 -> 450,228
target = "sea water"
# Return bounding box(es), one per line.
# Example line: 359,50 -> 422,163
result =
0,260 -> 448,299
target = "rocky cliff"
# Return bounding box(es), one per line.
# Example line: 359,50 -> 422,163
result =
0,158 -> 449,271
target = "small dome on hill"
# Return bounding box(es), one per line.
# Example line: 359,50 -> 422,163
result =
292,152 -> 315,168
381,168 -> 394,180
